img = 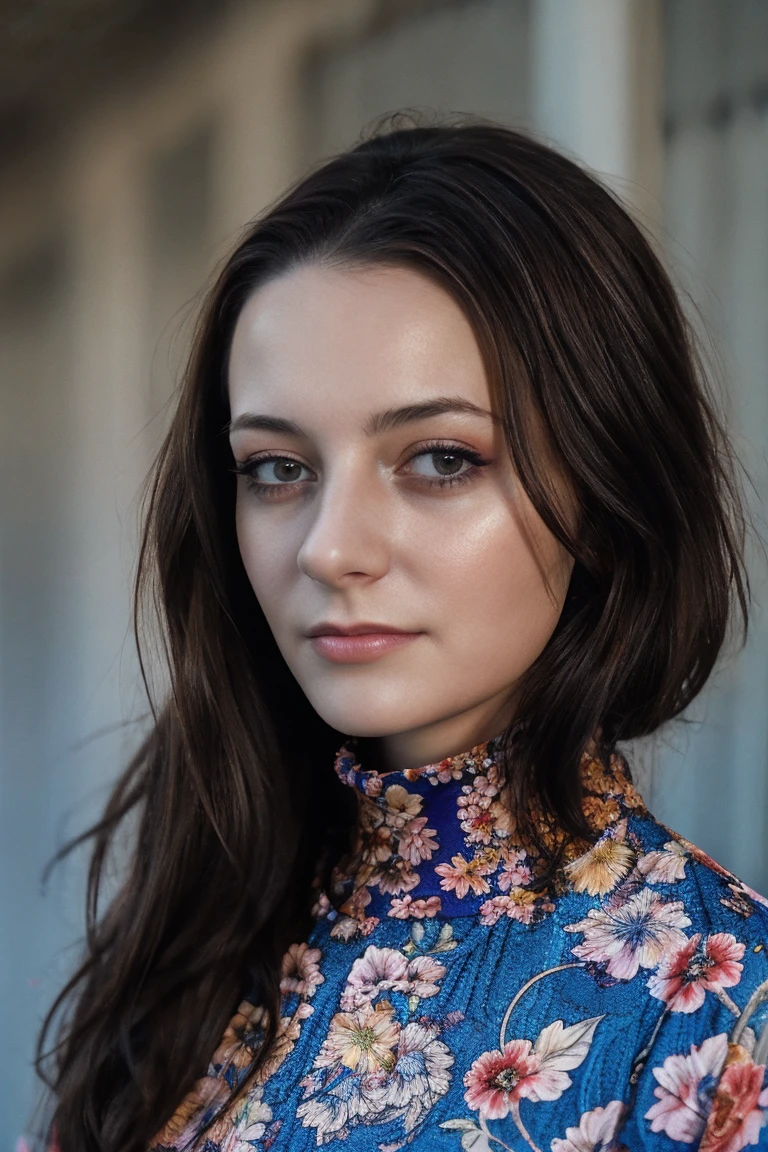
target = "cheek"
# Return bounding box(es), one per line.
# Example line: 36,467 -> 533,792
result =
234,499 -> 286,615
428,506 -> 571,667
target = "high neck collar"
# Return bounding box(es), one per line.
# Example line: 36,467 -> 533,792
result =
322,732 -> 647,940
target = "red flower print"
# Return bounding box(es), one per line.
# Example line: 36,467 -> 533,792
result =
699,1044 -> 768,1152
648,933 -> 745,1013
463,1040 -> 542,1118
463,1016 -> 602,1120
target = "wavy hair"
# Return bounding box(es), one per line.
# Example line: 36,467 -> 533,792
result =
33,116 -> 748,1152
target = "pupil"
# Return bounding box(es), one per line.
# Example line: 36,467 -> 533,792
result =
275,460 -> 300,481
434,452 -> 462,476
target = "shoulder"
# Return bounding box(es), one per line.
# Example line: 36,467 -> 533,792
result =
628,803 -> 768,966
612,804 -> 768,1149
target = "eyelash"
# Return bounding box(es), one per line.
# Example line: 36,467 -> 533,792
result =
231,440 -> 490,499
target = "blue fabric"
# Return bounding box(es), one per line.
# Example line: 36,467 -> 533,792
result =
150,736 -> 768,1151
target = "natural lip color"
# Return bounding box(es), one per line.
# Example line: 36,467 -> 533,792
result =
305,621 -> 415,637
308,631 -> 422,664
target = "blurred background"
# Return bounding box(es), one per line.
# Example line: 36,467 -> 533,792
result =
2,0 -> 768,1143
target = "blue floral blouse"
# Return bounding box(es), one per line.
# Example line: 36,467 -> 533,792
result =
149,735 -> 768,1152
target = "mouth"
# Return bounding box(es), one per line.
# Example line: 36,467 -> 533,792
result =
306,622 -> 415,637
305,623 -> 424,664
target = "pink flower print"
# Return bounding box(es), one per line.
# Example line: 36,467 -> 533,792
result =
648,932 -> 745,1013
478,895 -> 509,926
330,915 -> 361,941
397,816 -> 439,865
341,945 -> 409,1008
405,954 -> 447,999
722,887 -> 755,919
478,895 -> 507,927
645,1033 -> 728,1142
383,784 -> 422,828
413,896 -> 443,918
724,880 -> 768,916
564,888 -> 691,980
472,770 -> 501,798
700,1045 -> 768,1152
435,853 -> 494,898
339,947 -> 445,1008
341,884 -> 372,920
372,858 -> 420,896
387,894 -> 442,919
489,799 -> 514,838
427,761 -> 465,784
498,849 -> 532,892
551,1100 -> 628,1151
279,942 -> 325,998
310,890 -> 332,919
739,881 -> 768,909
479,889 -> 538,926
457,791 -> 496,845
360,821 -> 395,866
637,839 -> 688,884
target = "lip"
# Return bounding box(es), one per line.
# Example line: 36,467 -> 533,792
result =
306,625 -> 423,664
306,621 -> 413,637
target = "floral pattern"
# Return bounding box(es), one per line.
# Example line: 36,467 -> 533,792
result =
147,735 -> 768,1152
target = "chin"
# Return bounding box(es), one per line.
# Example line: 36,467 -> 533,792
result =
300,683 -> 435,739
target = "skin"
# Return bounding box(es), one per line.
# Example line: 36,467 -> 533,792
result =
228,263 -> 574,773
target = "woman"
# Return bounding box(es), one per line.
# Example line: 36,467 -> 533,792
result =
34,119 -> 768,1152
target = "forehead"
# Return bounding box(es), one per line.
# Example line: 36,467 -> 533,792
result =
227,262 -> 490,419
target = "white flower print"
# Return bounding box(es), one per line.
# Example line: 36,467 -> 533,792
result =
550,1099 -> 627,1151
644,1032 -> 728,1142
564,888 -> 691,980
637,840 -> 688,884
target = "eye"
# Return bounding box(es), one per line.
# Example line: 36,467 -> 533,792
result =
404,441 -> 490,488
232,440 -> 491,499
232,454 -> 314,497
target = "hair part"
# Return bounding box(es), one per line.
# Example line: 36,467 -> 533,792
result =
33,114 -> 749,1152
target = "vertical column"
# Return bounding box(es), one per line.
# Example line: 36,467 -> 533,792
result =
64,123 -> 150,804
529,0 -> 664,799
530,0 -> 663,225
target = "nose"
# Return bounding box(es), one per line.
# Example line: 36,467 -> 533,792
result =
296,461 -> 392,587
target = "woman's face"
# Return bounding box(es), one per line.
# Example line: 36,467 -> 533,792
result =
228,263 -> 574,770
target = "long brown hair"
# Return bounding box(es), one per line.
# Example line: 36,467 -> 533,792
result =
33,115 -> 749,1152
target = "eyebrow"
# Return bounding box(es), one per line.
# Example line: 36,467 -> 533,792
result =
227,397 -> 499,438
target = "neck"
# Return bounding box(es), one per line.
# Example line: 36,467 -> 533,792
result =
322,733 -> 646,941
358,699 -> 519,775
